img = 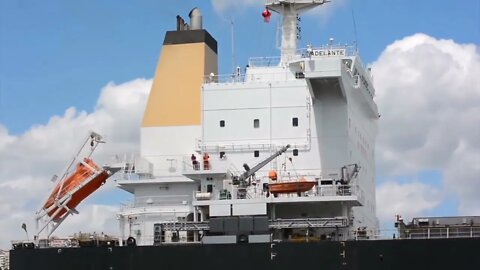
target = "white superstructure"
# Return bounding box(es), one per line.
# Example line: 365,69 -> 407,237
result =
0,250 -> 9,270
116,1 -> 379,245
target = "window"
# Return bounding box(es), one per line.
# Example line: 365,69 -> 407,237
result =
254,150 -> 260,157
293,149 -> 299,156
254,119 -> 260,128
219,151 -> 226,159
207,184 -> 213,193
292,117 -> 298,127
219,120 -> 225,127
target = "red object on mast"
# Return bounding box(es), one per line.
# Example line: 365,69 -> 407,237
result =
262,8 -> 271,23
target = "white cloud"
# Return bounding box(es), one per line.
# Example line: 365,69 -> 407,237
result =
55,204 -> 119,236
444,142 -> 480,215
376,181 -> 443,222
0,78 -> 151,249
303,0 -> 346,24
372,33 -> 480,219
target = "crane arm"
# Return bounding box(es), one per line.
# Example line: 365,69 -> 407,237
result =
237,144 -> 290,184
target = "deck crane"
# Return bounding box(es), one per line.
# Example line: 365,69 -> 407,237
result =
231,144 -> 290,198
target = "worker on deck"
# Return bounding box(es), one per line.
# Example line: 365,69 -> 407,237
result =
268,170 -> 278,181
203,153 -> 210,170
191,154 -> 199,170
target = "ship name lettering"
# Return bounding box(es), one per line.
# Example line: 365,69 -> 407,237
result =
311,49 -> 346,57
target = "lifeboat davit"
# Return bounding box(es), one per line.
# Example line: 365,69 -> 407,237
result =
269,177 -> 317,195
42,158 -> 109,221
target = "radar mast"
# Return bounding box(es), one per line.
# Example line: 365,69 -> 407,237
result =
265,0 -> 329,64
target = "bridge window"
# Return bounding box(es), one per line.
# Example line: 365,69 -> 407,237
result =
219,120 -> 225,127
254,119 -> 260,128
254,150 -> 260,157
293,149 -> 299,156
292,117 -> 298,127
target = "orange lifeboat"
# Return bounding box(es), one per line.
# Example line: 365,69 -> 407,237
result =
268,177 -> 317,195
43,158 -> 109,221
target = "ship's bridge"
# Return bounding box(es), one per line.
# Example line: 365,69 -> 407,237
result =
205,45 -> 368,84
203,43 -> 377,118
247,44 -> 357,67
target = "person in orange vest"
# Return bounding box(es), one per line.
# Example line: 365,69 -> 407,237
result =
203,153 -> 210,170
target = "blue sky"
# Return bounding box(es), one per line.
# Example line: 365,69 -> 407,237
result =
1,0 -> 478,134
0,1 -> 478,246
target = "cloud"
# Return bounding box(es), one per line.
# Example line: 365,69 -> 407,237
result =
0,78 -> 151,249
55,204 -> 119,236
372,33 -> 480,220
444,142 -> 480,215
376,181 -> 443,221
303,0 -> 346,24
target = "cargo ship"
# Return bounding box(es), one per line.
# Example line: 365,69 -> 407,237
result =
8,1 -> 480,269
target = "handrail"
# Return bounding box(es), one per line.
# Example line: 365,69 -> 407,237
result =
367,226 -> 480,240
248,44 -> 357,67
192,182 -> 361,201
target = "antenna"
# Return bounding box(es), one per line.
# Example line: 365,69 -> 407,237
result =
230,19 -> 236,75
350,3 -> 359,52
22,223 -> 29,241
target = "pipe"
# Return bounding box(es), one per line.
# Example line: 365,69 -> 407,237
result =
189,7 -> 202,30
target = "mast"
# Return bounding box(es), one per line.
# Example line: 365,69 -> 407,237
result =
265,0 -> 329,64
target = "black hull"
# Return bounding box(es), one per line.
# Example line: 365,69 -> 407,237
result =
10,238 -> 480,270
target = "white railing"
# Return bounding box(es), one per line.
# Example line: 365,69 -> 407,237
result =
130,195 -> 191,208
371,227 -> 480,240
248,56 -> 281,67
192,182 -> 362,202
204,74 -> 246,84
400,226 -> 480,240
248,44 -> 357,68
195,139 -> 310,153
203,70 -> 296,84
